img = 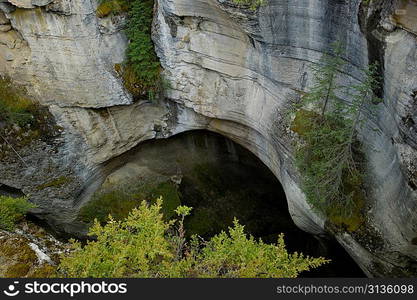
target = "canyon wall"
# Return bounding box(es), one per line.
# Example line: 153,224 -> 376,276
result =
0,0 -> 416,276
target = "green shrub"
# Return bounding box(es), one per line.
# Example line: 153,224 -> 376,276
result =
0,77 -> 35,127
97,0 -> 161,100
79,181 -> 181,224
232,0 -> 266,10
0,196 -> 36,231
59,198 -> 328,278
125,0 -> 161,100
293,110 -> 365,231
292,43 -> 381,231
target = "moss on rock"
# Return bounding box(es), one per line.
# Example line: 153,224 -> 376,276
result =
5,263 -> 30,278
36,176 -> 73,191
28,264 -> 57,278
96,0 -> 129,18
0,77 -> 60,162
291,109 -> 366,232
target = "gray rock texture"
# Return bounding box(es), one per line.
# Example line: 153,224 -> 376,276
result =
0,0 -> 131,107
152,0 -> 417,276
0,0 -> 416,276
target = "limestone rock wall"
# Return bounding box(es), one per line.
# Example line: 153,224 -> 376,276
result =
0,0 -> 175,235
153,0 -> 417,276
0,0 -> 416,276
0,0 -> 130,108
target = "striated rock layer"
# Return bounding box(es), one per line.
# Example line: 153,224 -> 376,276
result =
154,0 -> 417,277
0,0 -> 416,276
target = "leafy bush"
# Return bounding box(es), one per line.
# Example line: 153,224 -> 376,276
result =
125,0 -> 161,99
0,196 -> 36,231
59,198 -> 328,278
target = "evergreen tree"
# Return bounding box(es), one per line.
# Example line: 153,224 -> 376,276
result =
58,198 -> 328,278
301,42 -> 346,116
293,45 -> 381,231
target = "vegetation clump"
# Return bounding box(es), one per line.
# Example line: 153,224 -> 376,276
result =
96,0 -> 129,18
0,77 -> 36,127
0,238 -> 37,278
292,42 -> 381,231
0,77 -> 59,162
0,196 -> 36,231
232,0 -> 266,10
97,0 -> 162,100
36,176 -> 73,191
79,180 -> 181,224
59,198 -> 328,278
0,226 -> 59,278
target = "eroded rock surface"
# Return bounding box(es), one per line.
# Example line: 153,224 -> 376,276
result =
153,0 -> 417,276
0,0 -> 416,277
0,0 -> 130,107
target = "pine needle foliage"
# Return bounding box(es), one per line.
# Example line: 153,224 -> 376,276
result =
232,0 -> 266,10
293,43 -> 381,231
97,0 -> 161,100
59,198 -> 328,278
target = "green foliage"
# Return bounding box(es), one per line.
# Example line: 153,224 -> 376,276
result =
97,0 -> 161,100
292,43 -> 381,231
232,0 -> 266,10
0,76 -> 58,163
96,0 -> 129,18
36,176 -> 72,191
79,181 -> 181,224
59,199 -> 328,278
174,205 -> 192,218
188,219 -> 326,278
0,196 -> 36,231
301,42 -> 346,116
125,0 -> 161,100
0,77 -> 35,127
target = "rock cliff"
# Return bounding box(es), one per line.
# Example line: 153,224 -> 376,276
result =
0,0 -> 416,276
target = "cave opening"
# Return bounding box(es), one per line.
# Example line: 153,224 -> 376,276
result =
85,130 -> 365,277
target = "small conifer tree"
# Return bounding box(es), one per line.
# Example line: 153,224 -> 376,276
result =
293,43 -> 381,231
